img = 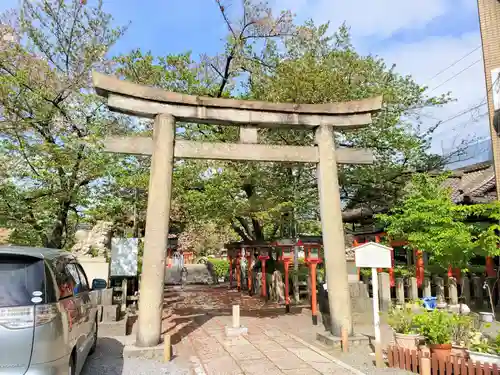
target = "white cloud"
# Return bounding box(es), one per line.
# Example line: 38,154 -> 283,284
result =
277,0 -> 450,39
310,0 -> 449,39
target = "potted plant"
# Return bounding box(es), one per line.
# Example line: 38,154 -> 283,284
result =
450,314 -> 476,358
414,309 -> 454,361
387,305 -> 422,349
468,332 -> 500,366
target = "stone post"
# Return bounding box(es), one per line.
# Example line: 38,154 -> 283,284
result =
461,276 -> 471,306
396,278 -> 405,305
435,277 -> 445,304
472,276 -> 484,308
316,125 -> 352,335
448,277 -> 458,305
408,277 -> 418,301
423,278 -> 432,298
378,272 -> 392,311
487,277 -> 496,309
136,114 -> 175,348
497,279 -> 500,309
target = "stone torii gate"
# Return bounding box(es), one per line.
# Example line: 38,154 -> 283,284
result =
92,72 -> 382,348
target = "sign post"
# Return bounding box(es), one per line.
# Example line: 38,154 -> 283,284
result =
355,242 -> 393,368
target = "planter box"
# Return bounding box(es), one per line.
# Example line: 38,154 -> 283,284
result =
394,332 -> 423,350
467,350 -> 500,366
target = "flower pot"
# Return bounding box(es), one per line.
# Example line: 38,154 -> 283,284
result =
467,351 -> 500,366
479,312 -> 494,323
394,332 -> 422,350
451,345 -> 468,359
429,343 -> 452,362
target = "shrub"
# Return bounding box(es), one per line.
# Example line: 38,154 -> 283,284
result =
413,310 -> 454,345
387,305 -> 419,334
208,259 -> 230,280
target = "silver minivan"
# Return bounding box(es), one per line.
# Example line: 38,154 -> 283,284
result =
0,246 -> 100,375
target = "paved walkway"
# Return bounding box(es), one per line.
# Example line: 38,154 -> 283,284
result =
157,285 -> 372,374
171,312 -> 364,375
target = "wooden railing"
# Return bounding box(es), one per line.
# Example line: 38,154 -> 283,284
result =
387,346 -> 500,375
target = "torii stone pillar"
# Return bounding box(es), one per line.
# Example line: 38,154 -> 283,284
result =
316,125 -> 352,334
92,72 -> 382,346
136,114 -> 175,347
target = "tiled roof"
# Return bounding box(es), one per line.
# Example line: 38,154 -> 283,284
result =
443,161 -> 497,203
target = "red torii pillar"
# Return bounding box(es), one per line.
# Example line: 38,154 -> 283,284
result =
259,252 -> 270,299
486,256 -> 496,278
415,250 -> 425,288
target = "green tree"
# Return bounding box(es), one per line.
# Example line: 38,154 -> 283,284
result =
0,0 -> 126,247
104,4 -> 468,244
377,173 -> 500,268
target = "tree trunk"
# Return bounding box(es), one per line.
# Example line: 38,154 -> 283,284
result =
43,200 -> 71,249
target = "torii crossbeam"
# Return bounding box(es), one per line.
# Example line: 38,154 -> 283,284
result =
92,72 -> 382,348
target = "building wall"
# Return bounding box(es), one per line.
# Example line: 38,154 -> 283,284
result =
478,0 -> 500,198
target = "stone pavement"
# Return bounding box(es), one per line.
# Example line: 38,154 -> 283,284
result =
171,313 -> 364,375
154,285 -> 410,375
156,285 -> 365,374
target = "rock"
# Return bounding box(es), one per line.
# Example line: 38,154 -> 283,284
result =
71,221 -> 113,257
254,272 -> 262,296
271,270 -> 285,303
448,304 -> 471,314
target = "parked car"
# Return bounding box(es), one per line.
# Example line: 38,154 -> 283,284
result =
0,245 -> 105,375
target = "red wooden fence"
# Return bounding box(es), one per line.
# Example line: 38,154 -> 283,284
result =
387,346 -> 500,375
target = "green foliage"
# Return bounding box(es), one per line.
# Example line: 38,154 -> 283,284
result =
1,0 -> 471,251
470,332 -> 500,355
104,13 -> 456,245
387,305 -> 419,334
413,309 -> 454,345
450,314 -> 476,347
378,173 -> 500,268
208,258 -> 230,280
0,0 -> 127,248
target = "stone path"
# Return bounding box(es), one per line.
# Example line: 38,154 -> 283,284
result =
156,285 -> 396,374
118,284 -> 414,374
171,313 -> 363,375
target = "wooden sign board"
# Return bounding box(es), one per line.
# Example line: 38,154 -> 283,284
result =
354,242 -> 392,269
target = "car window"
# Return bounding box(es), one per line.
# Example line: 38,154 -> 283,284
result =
65,264 -> 83,295
43,262 -> 58,303
0,255 -> 45,307
52,256 -> 74,299
75,264 -> 89,292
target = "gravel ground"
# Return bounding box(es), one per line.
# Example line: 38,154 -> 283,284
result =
81,338 -> 191,375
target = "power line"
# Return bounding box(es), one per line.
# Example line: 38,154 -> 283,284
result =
430,72 -> 500,130
426,46 -> 481,82
428,59 -> 481,93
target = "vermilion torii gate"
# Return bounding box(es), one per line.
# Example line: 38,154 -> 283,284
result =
92,72 -> 382,348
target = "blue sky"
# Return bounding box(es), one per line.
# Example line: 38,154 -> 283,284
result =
0,0 -> 492,163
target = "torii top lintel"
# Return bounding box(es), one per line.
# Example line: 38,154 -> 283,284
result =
92,72 -> 383,129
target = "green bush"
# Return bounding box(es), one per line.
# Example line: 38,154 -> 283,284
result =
208,259 -> 230,279
387,305 -> 418,334
413,309 -> 454,345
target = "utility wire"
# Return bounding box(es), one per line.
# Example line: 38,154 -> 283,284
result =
430,72 -> 500,130
426,46 -> 481,82
427,59 -> 481,93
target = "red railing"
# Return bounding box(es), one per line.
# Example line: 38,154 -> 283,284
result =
387,346 -> 500,375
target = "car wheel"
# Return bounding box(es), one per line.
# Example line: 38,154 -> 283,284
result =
68,354 -> 75,375
89,318 -> 98,355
